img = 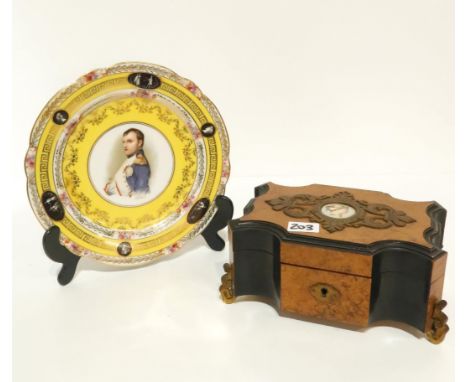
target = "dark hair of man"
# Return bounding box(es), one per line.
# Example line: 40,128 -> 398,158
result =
123,128 -> 145,145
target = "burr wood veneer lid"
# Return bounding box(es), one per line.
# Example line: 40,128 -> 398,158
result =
240,182 -> 445,250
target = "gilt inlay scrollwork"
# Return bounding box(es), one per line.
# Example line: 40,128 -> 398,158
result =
266,192 -> 416,233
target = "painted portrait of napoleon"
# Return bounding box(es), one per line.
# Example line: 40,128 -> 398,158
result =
104,128 -> 151,197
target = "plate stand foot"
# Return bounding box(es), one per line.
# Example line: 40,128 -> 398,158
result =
43,226 -> 80,286
201,195 -> 233,251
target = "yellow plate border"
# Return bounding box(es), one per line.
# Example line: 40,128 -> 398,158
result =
25,62 -> 230,265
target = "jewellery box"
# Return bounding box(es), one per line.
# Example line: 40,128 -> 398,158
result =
220,182 -> 449,343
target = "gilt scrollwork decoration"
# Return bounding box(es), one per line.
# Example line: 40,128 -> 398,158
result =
266,192 -> 416,233
219,263 -> 235,303
425,300 -> 449,344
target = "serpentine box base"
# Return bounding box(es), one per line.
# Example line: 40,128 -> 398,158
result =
220,183 -> 449,344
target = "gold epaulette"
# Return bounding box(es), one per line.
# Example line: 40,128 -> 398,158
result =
134,154 -> 148,165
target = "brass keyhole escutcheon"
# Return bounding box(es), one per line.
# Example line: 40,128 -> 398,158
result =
309,283 -> 340,303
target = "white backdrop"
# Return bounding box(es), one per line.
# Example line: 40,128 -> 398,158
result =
13,1 -> 454,381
